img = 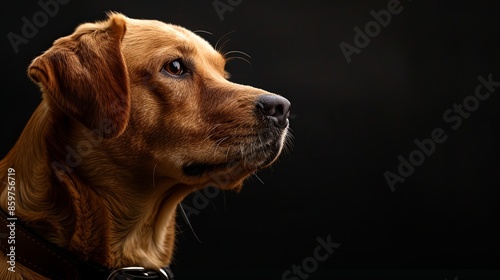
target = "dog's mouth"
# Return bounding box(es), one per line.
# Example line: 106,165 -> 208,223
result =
182,131 -> 287,179
182,162 -> 228,177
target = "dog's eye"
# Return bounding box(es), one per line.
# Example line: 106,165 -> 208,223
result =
162,59 -> 185,76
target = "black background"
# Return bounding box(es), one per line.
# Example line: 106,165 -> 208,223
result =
1,1 -> 500,279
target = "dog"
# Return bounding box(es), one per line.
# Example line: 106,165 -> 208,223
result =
0,12 -> 291,279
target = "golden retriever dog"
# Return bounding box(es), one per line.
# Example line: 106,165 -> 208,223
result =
0,12 -> 290,279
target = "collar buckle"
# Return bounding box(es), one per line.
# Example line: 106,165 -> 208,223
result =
107,266 -> 174,280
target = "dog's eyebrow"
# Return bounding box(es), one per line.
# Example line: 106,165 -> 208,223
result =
177,44 -> 196,55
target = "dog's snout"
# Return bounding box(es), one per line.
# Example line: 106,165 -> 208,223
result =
256,95 -> 291,128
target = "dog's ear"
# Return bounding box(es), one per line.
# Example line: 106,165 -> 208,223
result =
28,13 -> 130,138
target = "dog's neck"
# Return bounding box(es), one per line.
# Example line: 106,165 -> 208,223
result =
0,100 -> 195,269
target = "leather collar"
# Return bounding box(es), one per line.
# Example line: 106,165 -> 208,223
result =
0,210 -> 174,279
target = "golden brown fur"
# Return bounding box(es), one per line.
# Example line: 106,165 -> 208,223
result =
0,13 -> 289,279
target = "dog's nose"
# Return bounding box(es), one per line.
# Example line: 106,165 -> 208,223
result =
256,94 -> 291,128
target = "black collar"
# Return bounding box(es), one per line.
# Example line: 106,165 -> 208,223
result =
0,210 -> 174,280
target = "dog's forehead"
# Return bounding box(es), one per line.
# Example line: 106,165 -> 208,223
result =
124,18 -> 222,61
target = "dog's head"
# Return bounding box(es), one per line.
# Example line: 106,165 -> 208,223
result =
28,13 -> 291,191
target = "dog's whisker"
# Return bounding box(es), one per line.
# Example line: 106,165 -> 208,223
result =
214,136 -> 229,146
213,136 -> 230,158
200,124 -> 226,152
209,123 -> 222,132
225,144 -> 233,162
218,39 -> 231,53
258,133 -> 265,149
239,143 -> 245,162
201,125 -> 221,146
281,130 -> 295,158
215,39 -> 223,52
179,203 -> 202,243
193,30 -> 213,36
224,50 -> 251,58
175,222 -> 185,233
200,129 -> 218,148
208,197 -> 217,211
199,134 -> 213,149
254,173 -> 265,185
152,161 -> 159,189
215,30 -> 236,51
226,56 -> 252,66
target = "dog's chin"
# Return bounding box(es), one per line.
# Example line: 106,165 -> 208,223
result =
182,138 -> 285,185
